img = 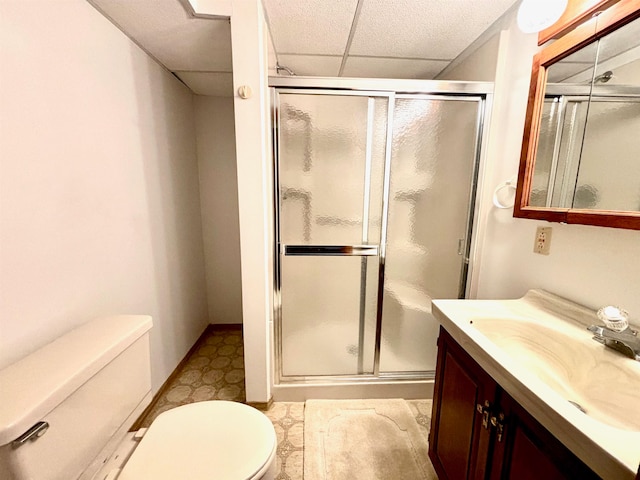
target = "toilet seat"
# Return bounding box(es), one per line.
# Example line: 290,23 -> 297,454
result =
118,401 -> 277,480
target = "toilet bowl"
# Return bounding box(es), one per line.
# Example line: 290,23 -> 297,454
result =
0,315 -> 276,480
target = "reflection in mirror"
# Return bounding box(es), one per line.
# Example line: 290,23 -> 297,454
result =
530,43 -> 598,208
574,16 -> 640,211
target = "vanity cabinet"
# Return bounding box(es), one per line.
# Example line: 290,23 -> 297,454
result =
429,328 -> 600,480
428,327 -> 497,480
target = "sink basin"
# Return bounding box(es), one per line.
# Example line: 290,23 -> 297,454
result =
471,317 -> 640,432
432,290 -> 640,479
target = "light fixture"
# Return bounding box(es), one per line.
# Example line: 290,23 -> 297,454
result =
517,0 -> 568,33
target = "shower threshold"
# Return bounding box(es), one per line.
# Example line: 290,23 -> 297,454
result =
272,378 -> 434,402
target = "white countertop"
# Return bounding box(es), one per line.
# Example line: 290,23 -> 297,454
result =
432,290 -> 640,480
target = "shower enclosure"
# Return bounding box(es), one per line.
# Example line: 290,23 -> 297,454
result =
271,78 -> 490,393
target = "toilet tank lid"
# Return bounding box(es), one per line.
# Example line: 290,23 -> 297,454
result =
0,315 -> 152,446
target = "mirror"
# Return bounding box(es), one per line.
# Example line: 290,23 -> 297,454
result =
529,43 -> 598,208
574,17 -> 640,211
515,2 -> 640,229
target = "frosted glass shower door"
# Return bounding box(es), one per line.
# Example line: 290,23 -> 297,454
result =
276,92 -> 388,377
379,96 -> 482,373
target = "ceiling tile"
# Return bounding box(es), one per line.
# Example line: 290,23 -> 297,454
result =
349,0 -> 516,59
90,0 -> 231,71
276,55 -> 343,77
175,71 -> 233,96
263,0 -> 358,55
342,56 -> 449,79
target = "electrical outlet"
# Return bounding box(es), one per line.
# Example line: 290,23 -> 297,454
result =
533,226 -> 552,255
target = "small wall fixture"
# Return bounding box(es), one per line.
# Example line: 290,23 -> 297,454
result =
238,85 -> 252,99
517,0 -> 568,33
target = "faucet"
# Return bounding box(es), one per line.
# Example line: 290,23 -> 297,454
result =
587,305 -> 640,361
587,325 -> 640,361
587,325 -> 640,362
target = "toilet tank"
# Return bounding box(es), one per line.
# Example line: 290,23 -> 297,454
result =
0,315 -> 153,480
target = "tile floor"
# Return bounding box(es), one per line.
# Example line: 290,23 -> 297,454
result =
135,326 -> 433,480
137,325 -> 247,426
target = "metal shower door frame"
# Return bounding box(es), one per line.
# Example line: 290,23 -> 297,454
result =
272,88 -> 393,381
270,77 -> 491,385
377,93 -> 486,376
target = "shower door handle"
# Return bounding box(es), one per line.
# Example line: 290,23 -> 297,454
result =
283,245 -> 379,256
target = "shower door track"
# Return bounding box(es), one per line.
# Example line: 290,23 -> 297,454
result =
270,371 -> 435,385
271,77 -> 492,386
269,76 -> 493,95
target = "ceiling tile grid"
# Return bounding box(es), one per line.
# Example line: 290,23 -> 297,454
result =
348,0 -> 517,60
91,0 -> 232,71
89,0 -> 520,93
342,56 -> 450,79
263,0 -> 359,55
277,54 -> 343,77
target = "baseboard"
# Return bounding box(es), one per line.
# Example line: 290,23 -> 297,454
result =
246,397 -> 274,411
210,323 -> 243,330
130,323 -> 215,430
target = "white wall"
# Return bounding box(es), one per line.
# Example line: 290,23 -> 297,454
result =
188,0 -> 272,404
0,0 -> 209,390
445,8 -> 640,327
230,0 -> 274,403
194,96 -> 243,324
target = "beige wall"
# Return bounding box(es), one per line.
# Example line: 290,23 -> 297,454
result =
445,8 -> 640,327
437,33 -> 502,82
194,96 -> 243,324
0,0 -> 209,390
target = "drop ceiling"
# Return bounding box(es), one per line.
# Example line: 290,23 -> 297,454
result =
89,0 -> 519,96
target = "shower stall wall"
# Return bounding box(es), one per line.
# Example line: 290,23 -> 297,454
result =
271,77 -> 490,398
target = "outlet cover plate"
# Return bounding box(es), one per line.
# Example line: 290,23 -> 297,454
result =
534,226 -> 552,255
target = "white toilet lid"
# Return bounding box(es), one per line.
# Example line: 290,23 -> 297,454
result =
119,401 -> 276,480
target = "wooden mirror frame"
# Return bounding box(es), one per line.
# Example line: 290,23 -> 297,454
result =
514,0 -> 640,230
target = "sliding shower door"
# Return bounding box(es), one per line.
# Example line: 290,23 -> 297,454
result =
274,87 -> 484,380
276,92 -> 389,376
378,96 -> 482,374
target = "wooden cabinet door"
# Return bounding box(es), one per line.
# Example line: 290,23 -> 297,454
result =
429,328 -> 498,480
488,391 -> 601,480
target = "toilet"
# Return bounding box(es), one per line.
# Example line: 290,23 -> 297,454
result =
0,316 -> 277,480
